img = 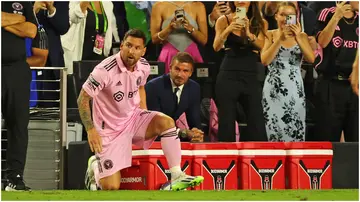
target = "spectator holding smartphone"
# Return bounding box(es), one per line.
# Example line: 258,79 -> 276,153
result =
313,1 -> 359,142
213,1 -> 268,142
151,1 -> 208,73
261,2 -> 315,142
312,1 -> 359,142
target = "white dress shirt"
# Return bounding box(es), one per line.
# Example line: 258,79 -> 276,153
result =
170,78 -> 184,104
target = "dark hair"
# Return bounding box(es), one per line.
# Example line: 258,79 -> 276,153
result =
228,2 -> 266,37
275,2 -> 297,14
170,52 -> 195,68
123,29 -> 147,45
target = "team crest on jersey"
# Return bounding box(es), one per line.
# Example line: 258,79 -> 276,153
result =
103,159 -> 113,170
12,2 -> 23,11
136,77 -> 142,86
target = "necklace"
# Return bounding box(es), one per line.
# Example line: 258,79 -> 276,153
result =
343,15 -> 356,25
170,1 -> 190,8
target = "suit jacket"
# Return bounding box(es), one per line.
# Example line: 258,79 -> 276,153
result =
145,74 -> 201,129
36,1 -> 70,67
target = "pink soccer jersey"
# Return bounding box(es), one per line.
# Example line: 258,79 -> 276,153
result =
82,52 -> 150,135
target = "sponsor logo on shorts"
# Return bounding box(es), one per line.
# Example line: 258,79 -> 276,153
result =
121,177 -> 142,183
113,91 -> 124,102
103,159 -> 113,170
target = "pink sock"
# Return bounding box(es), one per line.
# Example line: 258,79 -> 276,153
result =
160,127 -> 182,178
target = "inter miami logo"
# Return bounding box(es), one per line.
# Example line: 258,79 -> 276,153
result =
157,160 -> 189,181
202,160 -> 235,190
250,160 -> 283,190
104,159 -> 113,170
113,91 -> 124,102
299,160 -> 331,189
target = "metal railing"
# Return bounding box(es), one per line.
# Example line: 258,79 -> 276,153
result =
1,66 -> 67,190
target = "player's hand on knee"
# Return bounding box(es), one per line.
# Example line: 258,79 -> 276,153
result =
87,128 -> 102,153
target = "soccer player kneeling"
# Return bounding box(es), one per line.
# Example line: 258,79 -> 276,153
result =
78,29 -> 204,191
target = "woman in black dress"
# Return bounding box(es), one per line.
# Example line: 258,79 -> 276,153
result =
213,1 -> 268,142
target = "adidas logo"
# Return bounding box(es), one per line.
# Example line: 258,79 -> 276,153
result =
116,81 -> 122,86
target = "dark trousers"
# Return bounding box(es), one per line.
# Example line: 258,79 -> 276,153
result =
1,61 -> 31,178
312,77 -> 359,142
215,70 -> 267,142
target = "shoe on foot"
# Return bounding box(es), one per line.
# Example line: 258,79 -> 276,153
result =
162,173 -> 204,191
85,155 -> 97,191
5,175 -> 31,191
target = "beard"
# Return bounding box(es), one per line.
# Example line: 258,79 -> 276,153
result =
121,52 -> 138,67
125,57 -> 137,67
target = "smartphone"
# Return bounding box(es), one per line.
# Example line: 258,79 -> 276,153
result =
286,14 -> 296,25
235,7 -> 246,24
175,9 -> 185,21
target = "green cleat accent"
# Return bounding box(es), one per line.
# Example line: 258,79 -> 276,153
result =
171,175 -> 204,191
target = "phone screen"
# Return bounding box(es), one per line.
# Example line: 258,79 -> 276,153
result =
286,14 -> 296,25
175,9 -> 185,21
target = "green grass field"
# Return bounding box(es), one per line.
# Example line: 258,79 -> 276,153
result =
1,189 -> 359,201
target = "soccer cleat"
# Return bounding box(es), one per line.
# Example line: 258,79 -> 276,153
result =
165,173 -> 204,191
85,155 -> 97,191
5,175 -> 31,191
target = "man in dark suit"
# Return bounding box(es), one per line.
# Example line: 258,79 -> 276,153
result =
33,1 -> 70,107
146,52 -> 203,142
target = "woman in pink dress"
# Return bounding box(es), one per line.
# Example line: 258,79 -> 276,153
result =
150,1 -> 208,73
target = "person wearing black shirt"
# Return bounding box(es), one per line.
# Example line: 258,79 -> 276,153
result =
312,1 -> 359,142
213,2 -> 268,142
307,1 -> 336,16
1,1 -> 37,191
